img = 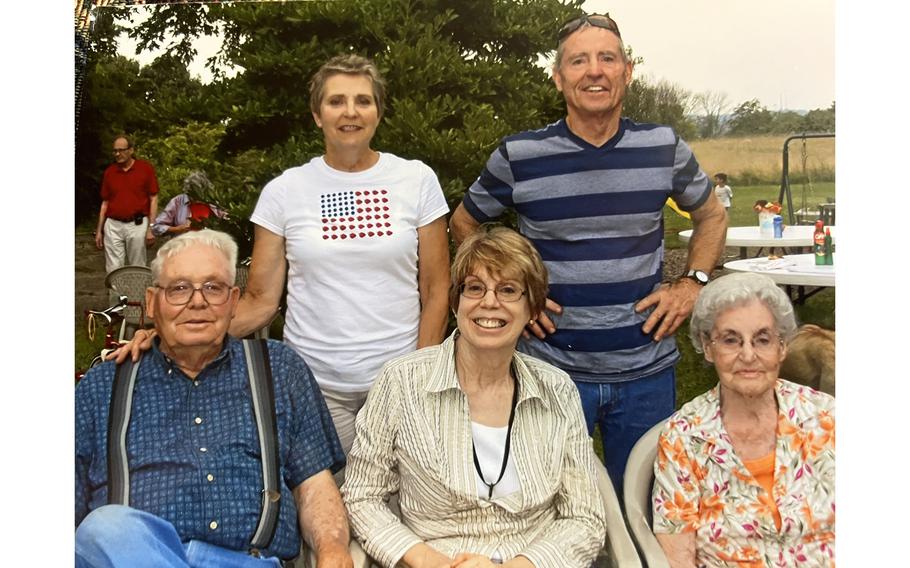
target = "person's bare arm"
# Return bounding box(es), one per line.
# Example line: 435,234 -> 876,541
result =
145,194 -> 159,245
95,201 -> 109,250
230,225 -> 287,338
416,217 -> 450,348
293,470 -> 353,568
448,203 -> 481,245
635,194 -> 727,341
655,533 -> 698,568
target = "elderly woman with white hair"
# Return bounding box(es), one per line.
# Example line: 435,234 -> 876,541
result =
651,272 -> 835,567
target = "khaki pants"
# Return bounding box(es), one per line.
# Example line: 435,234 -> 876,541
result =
320,387 -> 369,486
103,217 -> 149,274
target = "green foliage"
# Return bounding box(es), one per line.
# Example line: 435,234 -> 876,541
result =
727,99 -> 835,137
625,78 -> 696,140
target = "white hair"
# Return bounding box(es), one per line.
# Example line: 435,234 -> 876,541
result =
150,229 -> 238,285
689,272 -> 799,353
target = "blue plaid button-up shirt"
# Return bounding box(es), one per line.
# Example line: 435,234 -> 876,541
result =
75,337 -> 345,560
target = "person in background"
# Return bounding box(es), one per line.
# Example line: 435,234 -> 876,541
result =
652,272 -> 834,567
95,134 -> 160,272
449,12 -> 727,495
343,225 -> 606,568
151,171 -> 229,237
713,172 -> 733,214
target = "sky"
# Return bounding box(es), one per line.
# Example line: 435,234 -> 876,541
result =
115,0 -> 834,113
582,0 -> 834,111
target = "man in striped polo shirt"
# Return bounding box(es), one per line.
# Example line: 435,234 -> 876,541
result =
450,13 -> 727,494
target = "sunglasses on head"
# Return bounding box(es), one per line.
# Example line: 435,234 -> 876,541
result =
557,13 -> 621,44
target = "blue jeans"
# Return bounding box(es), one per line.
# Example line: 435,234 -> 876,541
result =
75,505 -> 283,568
573,366 -> 676,499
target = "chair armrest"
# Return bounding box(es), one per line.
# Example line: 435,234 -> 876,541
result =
593,460 -> 642,568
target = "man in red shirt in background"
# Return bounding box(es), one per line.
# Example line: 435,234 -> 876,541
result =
94,134 -> 159,273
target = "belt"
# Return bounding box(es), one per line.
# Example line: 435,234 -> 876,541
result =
108,214 -> 145,222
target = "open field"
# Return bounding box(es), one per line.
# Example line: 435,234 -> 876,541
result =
690,134 -> 835,184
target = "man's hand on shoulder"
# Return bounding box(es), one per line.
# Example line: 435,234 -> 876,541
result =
635,278 -> 702,342
523,298 -> 563,340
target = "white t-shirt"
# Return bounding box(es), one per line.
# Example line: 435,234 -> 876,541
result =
251,153 -> 449,392
714,184 -> 733,207
471,422 -> 521,500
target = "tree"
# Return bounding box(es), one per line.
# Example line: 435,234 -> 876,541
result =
76,0 -> 585,247
691,90 -> 729,138
624,78 -> 696,140
726,98 -> 774,136
802,102 -> 835,133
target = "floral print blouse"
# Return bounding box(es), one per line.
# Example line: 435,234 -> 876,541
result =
652,379 -> 835,567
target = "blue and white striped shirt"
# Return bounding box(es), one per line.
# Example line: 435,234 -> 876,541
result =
463,118 -> 711,381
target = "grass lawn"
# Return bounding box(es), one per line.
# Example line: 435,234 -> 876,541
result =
665,181 -> 836,411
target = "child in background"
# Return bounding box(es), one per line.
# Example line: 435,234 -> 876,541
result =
713,172 -> 733,213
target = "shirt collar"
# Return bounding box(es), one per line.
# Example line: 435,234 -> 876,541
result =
148,334 -> 234,377
424,330 -> 547,408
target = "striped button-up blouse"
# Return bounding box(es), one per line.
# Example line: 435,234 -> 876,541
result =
341,332 -> 606,567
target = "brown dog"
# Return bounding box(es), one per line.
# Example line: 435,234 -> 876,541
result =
780,324 -> 835,396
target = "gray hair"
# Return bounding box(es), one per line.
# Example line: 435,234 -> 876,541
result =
553,18 -> 628,71
689,272 -> 799,353
150,229 -> 238,285
182,170 -> 213,194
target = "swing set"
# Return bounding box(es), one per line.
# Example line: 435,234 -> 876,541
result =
776,132 -> 835,225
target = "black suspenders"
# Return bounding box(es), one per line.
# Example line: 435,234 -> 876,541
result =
107,339 -> 281,554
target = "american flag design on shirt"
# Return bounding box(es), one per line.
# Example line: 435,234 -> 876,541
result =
320,189 -> 392,240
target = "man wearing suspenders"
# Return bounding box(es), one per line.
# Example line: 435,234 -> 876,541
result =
76,230 -> 352,567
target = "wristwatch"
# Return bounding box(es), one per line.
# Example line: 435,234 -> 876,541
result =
681,269 -> 710,286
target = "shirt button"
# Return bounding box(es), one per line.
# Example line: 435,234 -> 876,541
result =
199,447 -> 207,453
209,520 -> 218,530
167,368 -> 172,375
194,417 -> 203,425
206,473 -> 214,482
193,381 -> 199,387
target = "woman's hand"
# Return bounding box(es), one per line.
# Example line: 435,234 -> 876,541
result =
400,543 -> 455,568
107,328 -> 156,363
451,552 -> 535,568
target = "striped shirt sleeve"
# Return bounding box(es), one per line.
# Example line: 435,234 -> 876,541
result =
342,364 -> 423,567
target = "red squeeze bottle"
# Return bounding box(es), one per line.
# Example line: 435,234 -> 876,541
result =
814,220 -> 826,266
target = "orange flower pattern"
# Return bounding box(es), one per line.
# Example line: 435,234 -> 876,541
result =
652,380 -> 835,567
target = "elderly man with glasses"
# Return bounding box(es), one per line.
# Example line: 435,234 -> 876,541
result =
95,134 -> 161,273
450,13 -> 728,495
75,230 -> 352,568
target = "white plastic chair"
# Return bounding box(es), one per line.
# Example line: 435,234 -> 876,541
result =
593,458 -> 643,568
623,422 -> 670,568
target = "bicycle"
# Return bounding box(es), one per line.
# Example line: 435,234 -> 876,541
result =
75,295 -> 145,382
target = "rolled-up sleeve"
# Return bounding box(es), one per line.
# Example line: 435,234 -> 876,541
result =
341,366 -> 423,567
518,384 -> 607,568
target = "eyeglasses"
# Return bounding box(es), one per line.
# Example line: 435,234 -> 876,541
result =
112,147 -> 132,154
156,281 -> 233,306
557,13 -> 621,44
459,280 -> 526,303
708,331 -> 783,356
